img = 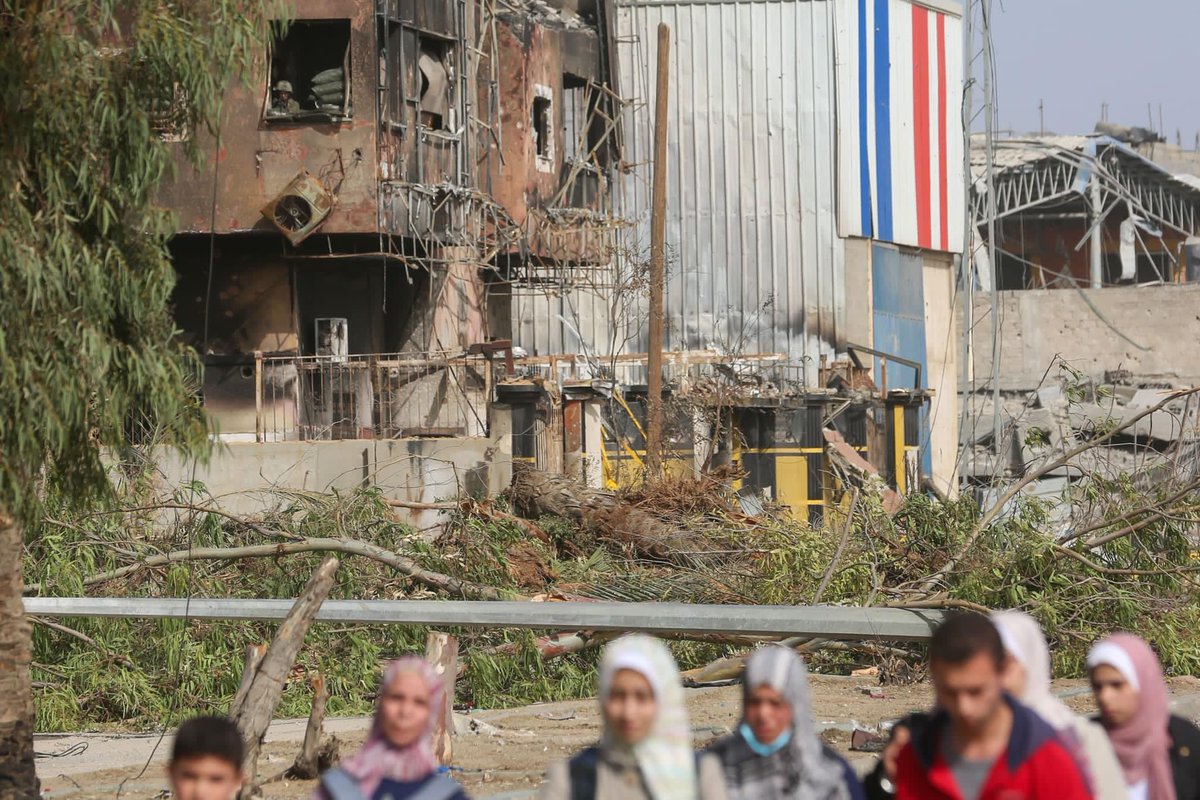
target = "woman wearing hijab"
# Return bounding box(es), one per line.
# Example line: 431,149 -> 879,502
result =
992,611 -> 1126,800
707,645 -> 864,800
1088,632 -> 1200,800
539,634 -> 727,800
316,656 -> 469,800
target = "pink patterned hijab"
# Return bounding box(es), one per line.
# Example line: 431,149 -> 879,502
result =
318,656 -> 443,798
1087,633 -> 1175,800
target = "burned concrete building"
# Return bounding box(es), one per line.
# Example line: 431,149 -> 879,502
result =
159,0 -> 620,501
159,0 -> 970,520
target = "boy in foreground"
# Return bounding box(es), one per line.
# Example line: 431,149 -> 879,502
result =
892,613 -> 1092,800
167,715 -> 244,800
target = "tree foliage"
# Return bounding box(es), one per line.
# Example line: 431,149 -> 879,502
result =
0,0 -> 275,518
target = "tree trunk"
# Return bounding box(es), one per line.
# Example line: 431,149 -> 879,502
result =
510,464 -> 703,563
232,556 -> 339,798
424,632 -> 458,766
0,512 -> 39,799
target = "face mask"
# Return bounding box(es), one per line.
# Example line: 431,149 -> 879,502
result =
739,722 -> 792,757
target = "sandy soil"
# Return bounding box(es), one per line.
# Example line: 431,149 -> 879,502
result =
36,676 -> 1200,799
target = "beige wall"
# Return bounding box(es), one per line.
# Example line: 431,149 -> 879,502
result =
843,238 -> 873,348
966,285 -> 1200,391
924,253 -> 959,497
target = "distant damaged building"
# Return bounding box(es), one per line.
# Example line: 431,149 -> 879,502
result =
969,135 -> 1200,289
159,0 -> 969,517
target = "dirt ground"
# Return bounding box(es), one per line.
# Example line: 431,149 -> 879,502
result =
36,676 -> 1200,799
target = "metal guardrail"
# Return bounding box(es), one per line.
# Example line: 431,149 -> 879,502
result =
23,598 -> 942,641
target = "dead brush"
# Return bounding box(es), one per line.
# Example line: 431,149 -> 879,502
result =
619,465 -> 747,519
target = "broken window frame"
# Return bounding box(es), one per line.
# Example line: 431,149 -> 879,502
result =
411,33 -> 456,135
265,19 -> 353,124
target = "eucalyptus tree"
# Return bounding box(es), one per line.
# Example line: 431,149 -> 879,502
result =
0,3 -> 272,794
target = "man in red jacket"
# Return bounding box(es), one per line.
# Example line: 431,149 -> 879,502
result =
894,612 -> 1093,800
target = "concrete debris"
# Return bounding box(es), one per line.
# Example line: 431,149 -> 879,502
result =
823,429 -> 904,514
1034,385 -> 1064,410
453,715 -> 536,739
964,377 -> 1199,507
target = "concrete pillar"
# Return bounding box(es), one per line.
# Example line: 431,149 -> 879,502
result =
1090,175 -> 1104,289
583,399 -> 604,488
430,245 -> 487,352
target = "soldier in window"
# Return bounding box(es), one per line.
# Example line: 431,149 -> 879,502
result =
272,80 -> 299,115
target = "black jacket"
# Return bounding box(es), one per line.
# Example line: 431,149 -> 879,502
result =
1170,714 -> 1200,800
861,713 -> 931,800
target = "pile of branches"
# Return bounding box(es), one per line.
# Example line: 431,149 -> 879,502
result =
22,387 -> 1200,729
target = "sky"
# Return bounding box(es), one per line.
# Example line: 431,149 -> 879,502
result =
989,0 -> 1200,144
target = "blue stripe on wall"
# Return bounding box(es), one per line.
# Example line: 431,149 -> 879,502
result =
857,0 -> 873,236
873,0 -> 893,241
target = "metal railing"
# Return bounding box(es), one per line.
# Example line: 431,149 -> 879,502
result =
254,350 -> 492,442
23,597 -> 943,641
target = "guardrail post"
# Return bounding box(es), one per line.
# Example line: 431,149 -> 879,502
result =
254,350 -> 264,443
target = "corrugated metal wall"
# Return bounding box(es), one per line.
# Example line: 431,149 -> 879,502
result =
513,0 -> 846,383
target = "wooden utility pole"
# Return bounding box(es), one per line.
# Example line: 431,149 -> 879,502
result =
646,22 -> 670,476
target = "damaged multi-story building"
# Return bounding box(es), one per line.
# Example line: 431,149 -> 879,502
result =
960,131 -> 1200,503
159,0 -> 970,521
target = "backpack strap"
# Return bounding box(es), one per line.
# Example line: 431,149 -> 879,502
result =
320,767 -> 368,800
406,773 -> 464,800
568,746 -> 601,800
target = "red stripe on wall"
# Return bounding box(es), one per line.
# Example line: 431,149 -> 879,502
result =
912,4 -> 932,249
937,12 -> 949,251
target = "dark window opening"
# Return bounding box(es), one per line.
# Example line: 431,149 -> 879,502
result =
417,38 -> 453,130
533,95 -> 552,159
268,19 -> 352,121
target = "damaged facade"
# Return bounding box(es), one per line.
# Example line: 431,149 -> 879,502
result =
970,135 -> 1200,290
160,0 -> 968,517
961,133 -> 1200,505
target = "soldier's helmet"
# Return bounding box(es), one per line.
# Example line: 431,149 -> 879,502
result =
275,80 -> 293,94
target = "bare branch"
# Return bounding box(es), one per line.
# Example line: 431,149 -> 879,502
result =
919,386 -> 1200,593
24,538 -> 516,601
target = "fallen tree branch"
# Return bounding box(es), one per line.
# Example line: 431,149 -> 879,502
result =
1061,477 -> 1200,547
235,557 -> 338,798
385,499 -> 457,510
388,497 -> 552,544
29,617 -> 136,668
24,538 -> 515,601
88,503 -> 293,541
813,490 -> 859,605
510,464 -> 706,564
919,387 -> 1200,593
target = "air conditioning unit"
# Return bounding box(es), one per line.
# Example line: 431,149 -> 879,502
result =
261,170 -> 333,245
314,318 -> 349,362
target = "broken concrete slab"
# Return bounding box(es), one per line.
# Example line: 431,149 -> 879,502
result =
1035,385 -> 1064,410
959,414 -> 1005,448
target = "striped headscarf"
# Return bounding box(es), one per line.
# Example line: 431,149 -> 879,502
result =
598,635 -> 698,800
728,645 -> 850,800
318,656 -> 443,799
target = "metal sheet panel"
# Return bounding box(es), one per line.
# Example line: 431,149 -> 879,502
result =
535,0 -> 848,382
871,243 -> 927,388
835,0 -> 964,252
